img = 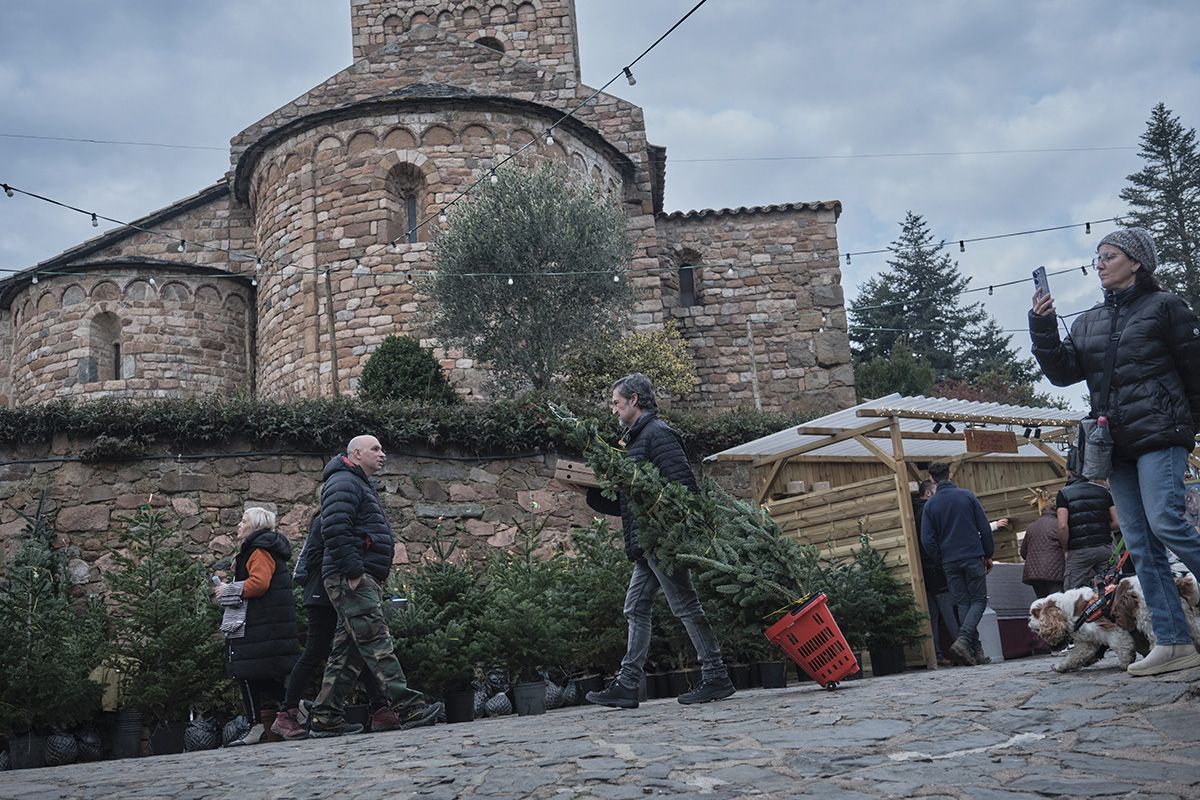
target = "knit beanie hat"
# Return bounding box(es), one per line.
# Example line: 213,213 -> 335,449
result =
1097,227 -> 1158,274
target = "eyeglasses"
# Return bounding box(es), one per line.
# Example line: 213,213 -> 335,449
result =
1091,252 -> 1122,268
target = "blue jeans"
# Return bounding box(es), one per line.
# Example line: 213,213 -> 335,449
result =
925,589 -> 959,657
618,557 -> 727,687
1108,447 -> 1200,646
943,558 -> 988,649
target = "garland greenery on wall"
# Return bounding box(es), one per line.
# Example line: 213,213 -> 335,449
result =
0,393 -> 818,461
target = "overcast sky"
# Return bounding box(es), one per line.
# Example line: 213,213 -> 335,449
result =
2,1 -> 1198,404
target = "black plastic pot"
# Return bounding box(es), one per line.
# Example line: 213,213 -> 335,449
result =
869,644 -> 908,677
8,735 -> 46,770
148,721 -> 186,756
445,688 -> 476,724
730,664 -> 752,691
512,680 -> 546,716
111,709 -> 143,760
758,661 -> 788,689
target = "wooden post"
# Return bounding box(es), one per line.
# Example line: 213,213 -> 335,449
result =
890,416 -> 937,670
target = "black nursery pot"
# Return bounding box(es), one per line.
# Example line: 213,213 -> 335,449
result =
758,661 -> 788,689
148,721 -> 186,756
444,688 -> 476,724
868,644 -> 908,677
730,664 -> 752,691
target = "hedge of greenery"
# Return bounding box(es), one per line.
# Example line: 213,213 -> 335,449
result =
0,394 -> 820,462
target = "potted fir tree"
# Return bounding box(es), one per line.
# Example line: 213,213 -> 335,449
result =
106,503 -> 225,755
0,495 -> 106,770
479,511 -> 569,716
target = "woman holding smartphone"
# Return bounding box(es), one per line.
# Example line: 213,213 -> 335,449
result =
1029,227 -> 1200,676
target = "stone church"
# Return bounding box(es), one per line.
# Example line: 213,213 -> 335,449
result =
0,0 -> 854,414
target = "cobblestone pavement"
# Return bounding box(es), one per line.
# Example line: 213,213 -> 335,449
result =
2,654 -> 1198,800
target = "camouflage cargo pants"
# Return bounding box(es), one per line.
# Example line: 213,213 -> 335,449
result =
309,573 -> 423,726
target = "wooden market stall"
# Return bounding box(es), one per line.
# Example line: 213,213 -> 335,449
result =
707,393 -> 1081,669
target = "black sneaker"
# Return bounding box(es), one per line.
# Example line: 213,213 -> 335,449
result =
308,720 -> 364,739
677,677 -> 736,705
398,701 -> 443,731
585,679 -> 639,709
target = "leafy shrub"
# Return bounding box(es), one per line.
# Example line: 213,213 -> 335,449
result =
562,322 -> 698,403
358,335 -> 459,405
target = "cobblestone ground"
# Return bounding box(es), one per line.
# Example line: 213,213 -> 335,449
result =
2,654 -> 1198,800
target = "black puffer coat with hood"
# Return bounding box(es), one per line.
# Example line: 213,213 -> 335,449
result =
319,455 -> 395,582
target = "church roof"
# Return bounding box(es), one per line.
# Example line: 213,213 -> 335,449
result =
658,201 -> 843,222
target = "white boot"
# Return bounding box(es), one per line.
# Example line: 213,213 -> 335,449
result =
225,723 -> 265,746
1126,644 -> 1200,677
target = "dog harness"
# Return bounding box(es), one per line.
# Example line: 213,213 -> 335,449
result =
1072,546 -> 1131,632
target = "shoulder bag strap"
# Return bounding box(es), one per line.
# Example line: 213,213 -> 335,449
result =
1095,303 -> 1131,416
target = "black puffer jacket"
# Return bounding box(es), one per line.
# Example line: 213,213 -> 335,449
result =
320,455 -> 395,582
586,410 -> 698,560
1029,283 -> 1200,460
226,528 -> 300,681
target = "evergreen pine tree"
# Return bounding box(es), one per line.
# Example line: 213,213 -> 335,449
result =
106,504 -> 225,723
1120,103 -> 1200,309
0,494 -> 106,732
849,212 -> 1037,398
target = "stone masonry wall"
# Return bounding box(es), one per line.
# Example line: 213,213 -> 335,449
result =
0,439 -> 607,600
654,207 -> 857,414
6,269 -> 253,405
350,0 -> 581,81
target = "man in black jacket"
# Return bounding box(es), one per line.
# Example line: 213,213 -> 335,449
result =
307,434 -> 442,737
584,373 -> 734,709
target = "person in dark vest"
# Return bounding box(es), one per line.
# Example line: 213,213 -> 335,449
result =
216,506 -> 300,746
583,373 -> 734,708
1056,466 -> 1119,589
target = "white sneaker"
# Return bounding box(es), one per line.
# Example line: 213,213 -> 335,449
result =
1126,644 -> 1200,677
225,723 -> 265,746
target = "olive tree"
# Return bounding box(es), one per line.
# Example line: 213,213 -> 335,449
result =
429,160 -> 633,393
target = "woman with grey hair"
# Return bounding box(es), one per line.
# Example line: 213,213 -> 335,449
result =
1029,227 -> 1200,676
215,506 -> 300,744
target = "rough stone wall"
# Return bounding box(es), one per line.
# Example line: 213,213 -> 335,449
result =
654,207 -> 856,414
0,439 -> 618,599
350,0 -> 581,80
6,270 -> 253,404
249,109 -> 627,400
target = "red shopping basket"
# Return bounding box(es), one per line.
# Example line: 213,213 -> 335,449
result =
764,592 -> 858,689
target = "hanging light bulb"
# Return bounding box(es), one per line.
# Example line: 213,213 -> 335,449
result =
844,253 -> 851,265
726,264 -> 736,278
255,257 -> 262,271
148,277 -> 156,286
545,129 -> 554,146
988,286 -> 994,296
507,276 -> 513,285
2,184 -> 13,198
31,273 -> 38,284
176,240 -> 186,253
439,212 -> 447,223
959,241 -> 965,253
490,172 -> 499,184
1085,222 -> 1092,234
390,241 -> 402,254
91,213 -> 99,228
251,276 -> 258,287
1081,265 -> 1088,275
623,67 -> 636,86
612,272 -> 620,282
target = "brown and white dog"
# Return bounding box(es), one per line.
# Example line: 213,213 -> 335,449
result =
1027,586 -> 1138,672
1109,573 -> 1200,649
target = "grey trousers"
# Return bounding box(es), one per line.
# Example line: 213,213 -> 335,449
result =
617,556 -> 728,687
1064,545 -> 1113,589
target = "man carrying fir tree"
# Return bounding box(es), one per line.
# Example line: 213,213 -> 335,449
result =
582,373 -> 735,708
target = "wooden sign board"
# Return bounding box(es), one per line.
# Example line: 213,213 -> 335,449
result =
964,429 -> 1019,454
553,459 -> 601,488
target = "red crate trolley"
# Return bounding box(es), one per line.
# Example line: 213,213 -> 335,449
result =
764,592 -> 858,689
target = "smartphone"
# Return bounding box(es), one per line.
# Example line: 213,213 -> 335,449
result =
1032,266 -> 1050,297
210,575 -> 223,587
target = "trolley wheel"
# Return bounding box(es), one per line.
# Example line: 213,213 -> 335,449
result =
824,682 -> 838,690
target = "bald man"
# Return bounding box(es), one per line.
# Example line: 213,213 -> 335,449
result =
305,435 -> 442,737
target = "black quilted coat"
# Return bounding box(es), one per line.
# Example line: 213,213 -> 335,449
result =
319,455 -> 395,582
586,410 -> 698,560
226,529 -> 300,681
1029,283 -> 1200,460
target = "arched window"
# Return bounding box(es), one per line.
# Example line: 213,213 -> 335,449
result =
84,311 -> 125,382
387,163 -> 425,245
476,36 -> 505,53
679,264 -> 699,307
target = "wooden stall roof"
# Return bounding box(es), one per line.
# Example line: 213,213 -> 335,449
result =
706,393 -> 1079,464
